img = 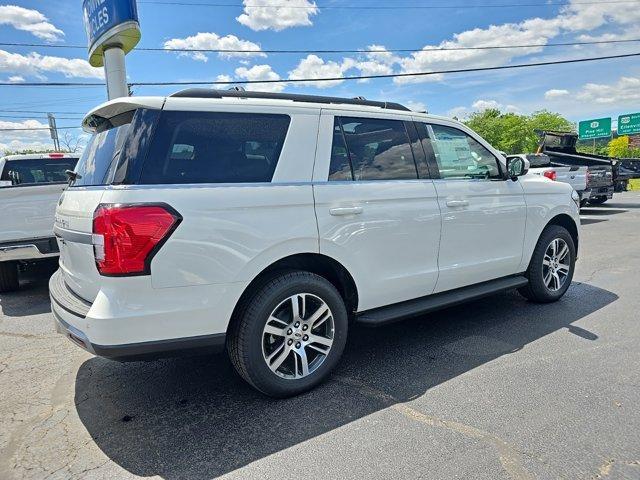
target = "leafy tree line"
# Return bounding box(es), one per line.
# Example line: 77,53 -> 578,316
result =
462,109 -> 574,154
462,108 -> 640,158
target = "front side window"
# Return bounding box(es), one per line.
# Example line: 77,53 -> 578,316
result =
429,124 -> 501,180
334,117 -> 418,181
1,158 -> 78,186
140,112 -> 291,184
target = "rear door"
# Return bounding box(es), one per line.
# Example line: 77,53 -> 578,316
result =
313,110 -> 441,312
420,121 -> 527,293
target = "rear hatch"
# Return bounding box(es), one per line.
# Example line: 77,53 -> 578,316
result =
56,99 -> 162,302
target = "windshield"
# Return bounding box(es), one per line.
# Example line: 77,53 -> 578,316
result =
70,112 -> 133,187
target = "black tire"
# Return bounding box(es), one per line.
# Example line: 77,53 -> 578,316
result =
0,261 -> 19,293
518,225 -> 575,303
228,271 -> 348,397
588,196 -> 608,205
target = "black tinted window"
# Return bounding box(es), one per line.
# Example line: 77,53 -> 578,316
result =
329,119 -> 353,181
71,111 -> 133,187
338,117 -> 417,181
1,158 -> 78,185
140,112 -> 291,184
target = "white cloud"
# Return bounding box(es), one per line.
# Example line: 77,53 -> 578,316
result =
0,119 -> 54,154
0,5 -> 64,41
545,89 -> 570,99
163,32 -> 265,62
472,99 -> 502,111
235,64 -> 285,93
237,0 -> 318,31
7,75 -> 24,83
215,74 -> 233,83
0,50 -> 103,79
576,76 -> 640,105
447,106 -> 471,120
406,100 -> 427,112
288,55 -> 356,88
394,0 -> 640,85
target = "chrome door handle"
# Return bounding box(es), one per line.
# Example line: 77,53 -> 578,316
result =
329,206 -> 363,216
445,200 -> 469,208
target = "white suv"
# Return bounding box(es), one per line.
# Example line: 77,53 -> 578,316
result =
51,90 -> 580,397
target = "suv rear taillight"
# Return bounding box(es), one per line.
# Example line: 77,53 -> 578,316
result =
92,204 -> 181,276
543,170 -> 557,181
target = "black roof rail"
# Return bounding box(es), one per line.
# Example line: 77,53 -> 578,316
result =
170,88 -> 411,112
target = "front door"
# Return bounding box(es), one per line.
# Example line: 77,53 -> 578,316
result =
420,122 -> 527,293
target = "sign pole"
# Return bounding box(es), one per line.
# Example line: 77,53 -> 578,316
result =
83,0 -> 141,100
103,45 -> 128,100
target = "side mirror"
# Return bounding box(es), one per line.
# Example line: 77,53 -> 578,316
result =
506,156 -> 529,180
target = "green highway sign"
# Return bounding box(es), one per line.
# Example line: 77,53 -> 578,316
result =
618,113 -> 640,136
578,117 -> 612,140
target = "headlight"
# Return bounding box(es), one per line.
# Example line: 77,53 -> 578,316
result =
571,189 -> 580,209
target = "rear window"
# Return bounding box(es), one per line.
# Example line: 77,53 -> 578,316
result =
70,111 -> 133,187
1,158 -> 78,186
139,111 -> 291,184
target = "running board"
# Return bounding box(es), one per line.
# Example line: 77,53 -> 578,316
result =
356,275 -> 529,327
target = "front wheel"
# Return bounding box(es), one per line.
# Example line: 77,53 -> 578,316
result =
588,196 -> 608,205
519,225 -> 575,303
228,271 -> 348,397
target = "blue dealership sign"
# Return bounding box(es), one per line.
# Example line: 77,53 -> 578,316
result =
83,0 -> 141,66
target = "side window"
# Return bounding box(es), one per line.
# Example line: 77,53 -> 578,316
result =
429,124 -> 501,180
1,159 -> 78,186
338,117 -> 418,181
140,112 -> 291,185
328,118 -> 353,181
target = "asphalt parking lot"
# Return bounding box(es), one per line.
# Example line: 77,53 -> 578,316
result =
1,192 -> 639,480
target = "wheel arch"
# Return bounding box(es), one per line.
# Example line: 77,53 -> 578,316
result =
228,253 -> 359,334
546,213 -> 579,255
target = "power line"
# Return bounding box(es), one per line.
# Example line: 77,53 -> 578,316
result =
0,52 -> 636,87
137,0 -> 640,9
1,38 -> 639,54
0,126 -> 82,131
0,110 -> 86,114
0,114 -> 83,119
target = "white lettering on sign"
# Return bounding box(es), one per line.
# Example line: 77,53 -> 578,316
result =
84,0 -> 111,41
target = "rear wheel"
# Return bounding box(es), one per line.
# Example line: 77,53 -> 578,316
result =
519,225 -> 575,303
588,196 -> 608,205
228,271 -> 348,397
0,261 -> 19,293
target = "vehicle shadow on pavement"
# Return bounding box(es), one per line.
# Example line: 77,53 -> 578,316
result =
579,208 -> 628,216
580,218 -> 608,225
74,282 -> 617,480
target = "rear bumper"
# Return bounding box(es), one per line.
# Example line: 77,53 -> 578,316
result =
589,185 -> 614,198
49,270 -> 227,361
0,236 -> 59,262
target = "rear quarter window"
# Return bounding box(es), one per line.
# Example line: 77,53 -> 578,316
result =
139,111 -> 291,184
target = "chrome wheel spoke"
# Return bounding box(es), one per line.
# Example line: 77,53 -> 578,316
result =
543,238 -> 571,292
308,334 -> 333,348
294,348 -> 310,377
557,263 -> 570,274
264,324 -> 287,337
291,294 -> 306,321
267,343 -> 290,372
557,243 -> 569,262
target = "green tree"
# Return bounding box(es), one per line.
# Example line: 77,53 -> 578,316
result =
464,109 -> 575,154
608,136 -> 640,158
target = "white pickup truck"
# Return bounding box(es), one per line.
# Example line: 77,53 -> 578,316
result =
0,153 -> 78,292
508,154 -> 589,204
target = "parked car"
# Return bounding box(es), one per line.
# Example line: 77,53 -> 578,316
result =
509,153 -> 589,204
51,90 -> 580,397
0,153 -> 78,292
536,131 -> 614,205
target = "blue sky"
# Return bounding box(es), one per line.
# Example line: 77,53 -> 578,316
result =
1,0 -> 639,151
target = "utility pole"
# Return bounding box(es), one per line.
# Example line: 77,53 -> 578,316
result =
47,113 -> 60,151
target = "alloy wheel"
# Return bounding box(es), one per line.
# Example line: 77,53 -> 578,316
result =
542,238 -> 570,291
261,293 -> 335,379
